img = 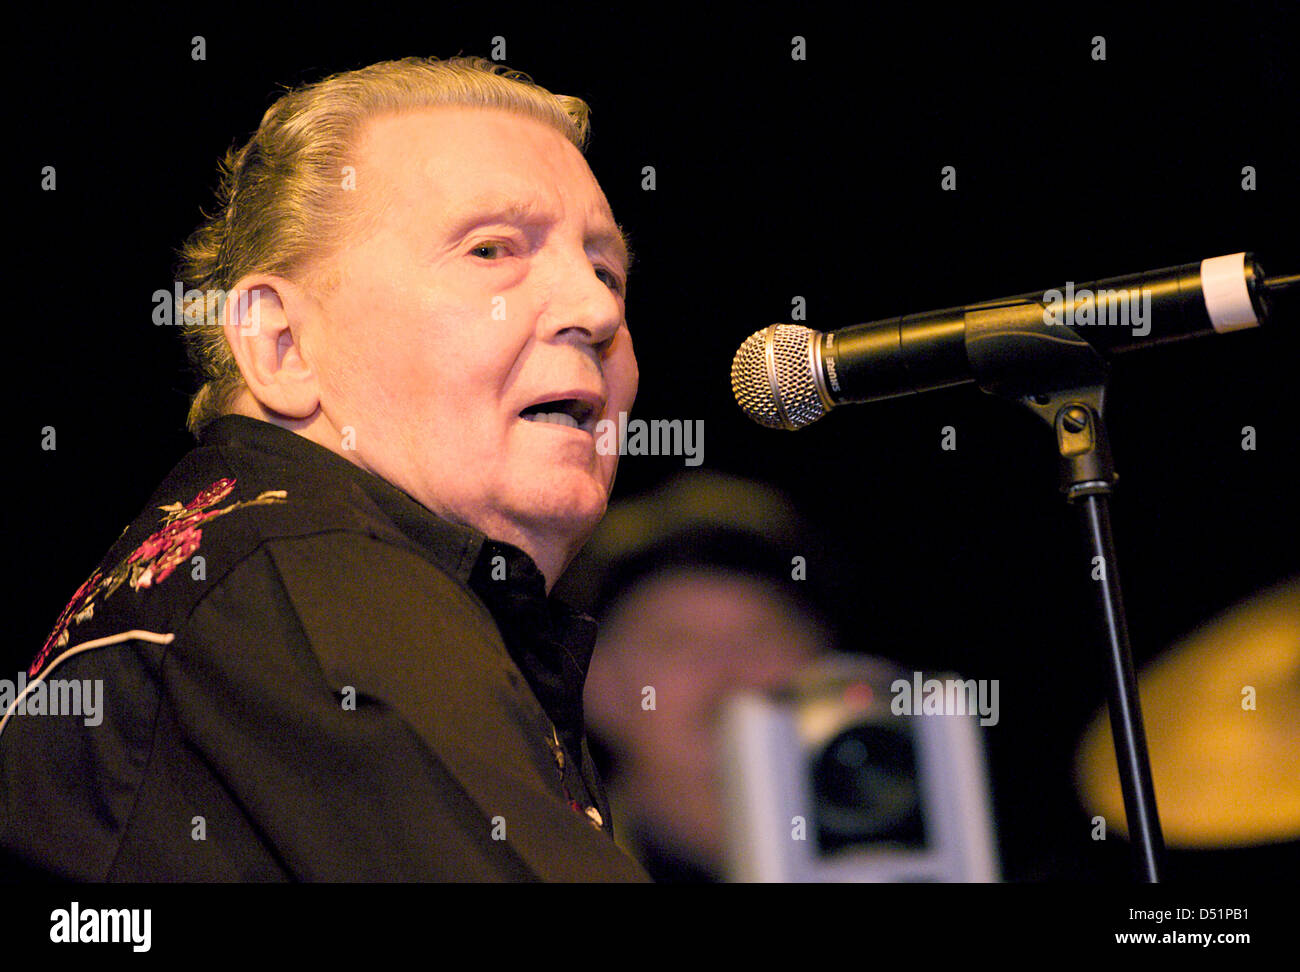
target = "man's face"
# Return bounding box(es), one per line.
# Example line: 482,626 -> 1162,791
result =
306,107 -> 637,560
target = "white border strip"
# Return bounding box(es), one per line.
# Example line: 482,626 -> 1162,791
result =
0,630 -> 175,739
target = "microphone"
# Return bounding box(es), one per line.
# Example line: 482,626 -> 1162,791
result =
732,252 -> 1295,430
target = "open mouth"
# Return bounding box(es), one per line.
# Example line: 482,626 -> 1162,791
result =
519,398 -> 598,433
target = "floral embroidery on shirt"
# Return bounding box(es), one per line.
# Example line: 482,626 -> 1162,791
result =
31,478 -> 287,676
551,725 -> 603,830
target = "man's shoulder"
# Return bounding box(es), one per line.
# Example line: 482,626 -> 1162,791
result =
28,430 -> 442,679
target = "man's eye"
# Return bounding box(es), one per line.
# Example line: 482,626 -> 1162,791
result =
595,266 -> 626,296
470,242 -> 511,259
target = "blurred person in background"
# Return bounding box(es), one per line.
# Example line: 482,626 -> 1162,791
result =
557,472 -> 843,881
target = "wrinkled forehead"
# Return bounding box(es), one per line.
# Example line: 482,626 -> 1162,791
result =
350,106 -> 624,258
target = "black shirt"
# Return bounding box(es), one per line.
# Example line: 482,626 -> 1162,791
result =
1,415 -> 651,882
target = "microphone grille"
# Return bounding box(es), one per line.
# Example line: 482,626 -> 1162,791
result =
730,324 -> 828,430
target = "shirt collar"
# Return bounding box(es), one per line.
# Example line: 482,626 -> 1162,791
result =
200,414 -> 486,583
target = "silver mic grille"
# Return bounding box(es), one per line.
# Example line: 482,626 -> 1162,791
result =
730,324 -> 830,430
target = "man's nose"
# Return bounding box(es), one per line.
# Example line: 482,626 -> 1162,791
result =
542,251 -> 624,355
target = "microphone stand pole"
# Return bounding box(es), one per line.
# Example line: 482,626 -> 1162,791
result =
1027,387 -> 1163,882
964,309 -> 1165,881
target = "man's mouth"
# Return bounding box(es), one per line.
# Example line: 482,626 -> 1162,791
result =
519,398 -> 600,434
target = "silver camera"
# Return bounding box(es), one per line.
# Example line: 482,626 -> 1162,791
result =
720,655 -> 1000,882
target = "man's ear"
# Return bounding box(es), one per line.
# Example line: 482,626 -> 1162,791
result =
222,275 -> 322,421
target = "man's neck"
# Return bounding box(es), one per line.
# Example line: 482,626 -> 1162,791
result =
222,391 -> 576,592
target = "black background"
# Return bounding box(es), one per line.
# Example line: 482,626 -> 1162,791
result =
8,1 -> 1299,883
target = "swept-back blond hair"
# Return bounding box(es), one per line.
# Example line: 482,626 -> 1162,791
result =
176,55 -> 591,435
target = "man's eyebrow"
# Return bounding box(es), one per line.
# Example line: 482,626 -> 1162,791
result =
591,223 -> 634,277
443,195 -> 549,239
443,194 -> 634,275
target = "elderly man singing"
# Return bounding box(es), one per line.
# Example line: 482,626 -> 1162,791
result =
1,56 -> 647,882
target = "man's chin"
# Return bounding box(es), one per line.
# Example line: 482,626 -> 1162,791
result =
505,470 -> 610,536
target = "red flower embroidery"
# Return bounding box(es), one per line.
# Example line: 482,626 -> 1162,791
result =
32,568 -> 104,677
30,477 -> 286,676
181,478 -> 236,511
